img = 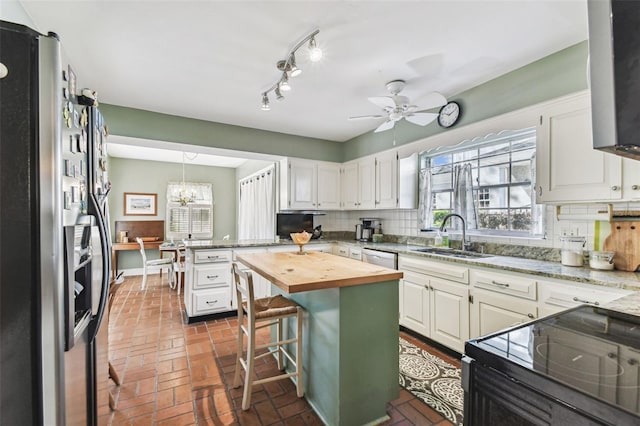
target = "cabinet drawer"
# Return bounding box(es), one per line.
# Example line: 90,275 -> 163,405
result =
538,280 -> 630,310
471,269 -> 536,300
192,288 -> 231,314
335,246 -> 349,257
349,248 -> 362,261
399,255 -> 468,284
193,250 -> 232,264
194,264 -> 229,289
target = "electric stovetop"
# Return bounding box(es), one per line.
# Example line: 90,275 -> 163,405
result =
465,305 -> 640,417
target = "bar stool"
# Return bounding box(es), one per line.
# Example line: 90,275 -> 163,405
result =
231,263 -> 304,410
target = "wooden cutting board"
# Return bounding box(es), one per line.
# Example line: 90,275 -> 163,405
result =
603,220 -> 640,271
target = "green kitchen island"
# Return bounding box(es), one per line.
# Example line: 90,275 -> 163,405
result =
236,251 -> 403,426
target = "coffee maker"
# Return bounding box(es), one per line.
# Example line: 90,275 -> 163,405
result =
356,218 -> 381,241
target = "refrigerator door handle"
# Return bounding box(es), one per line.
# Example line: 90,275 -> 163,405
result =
88,194 -> 111,342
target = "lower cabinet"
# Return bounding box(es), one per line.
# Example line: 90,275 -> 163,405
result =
399,256 -> 470,352
184,249 -> 233,318
469,268 -> 538,338
469,289 -> 537,338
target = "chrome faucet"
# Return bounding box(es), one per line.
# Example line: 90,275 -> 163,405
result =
439,213 -> 471,251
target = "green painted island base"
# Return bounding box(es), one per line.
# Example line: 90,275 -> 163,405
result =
272,280 -> 400,426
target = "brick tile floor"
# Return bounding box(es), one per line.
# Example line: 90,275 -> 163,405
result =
105,274 -> 460,425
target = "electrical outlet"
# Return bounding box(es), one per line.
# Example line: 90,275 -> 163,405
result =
560,227 -> 581,236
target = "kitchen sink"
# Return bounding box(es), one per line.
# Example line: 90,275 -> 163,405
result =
411,247 -> 493,259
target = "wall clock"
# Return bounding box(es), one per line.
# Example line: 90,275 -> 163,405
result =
438,101 -> 461,128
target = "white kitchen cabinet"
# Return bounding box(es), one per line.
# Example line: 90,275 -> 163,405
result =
470,289 -> 537,338
333,244 -> 349,257
358,157 -> 376,209
348,246 -> 362,260
375,151 -> 398,209
340,162 -> 359,209
398,255 -> 470,352
470,268 -> 538,338
536,92 -> 622,203
184,249 -> 234,318
400,270 -> 430,337
537,279 -> 631,317
279,158 -> 341,210
622,158 -> 640,200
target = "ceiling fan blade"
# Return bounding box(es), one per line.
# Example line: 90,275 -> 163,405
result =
374,120 -> 395,133
415,91 -> 447,110
348,115 -> 386,120
367,96 -> 396,109
405,112 -> 439,126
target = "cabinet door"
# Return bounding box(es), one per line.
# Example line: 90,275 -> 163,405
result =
358,157 -> 376,209
341,162 -> 359,209
399,271 -> 430,336
536,93 -> 622,203
316,162 -> 341,210
470,289 -> 537,338
622,157 -> 640,200
430,278 -> 469,353
289,160 -> 317,209
376,151 -> 398,209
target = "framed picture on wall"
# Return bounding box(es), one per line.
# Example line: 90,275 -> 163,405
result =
124,192 -> 157,216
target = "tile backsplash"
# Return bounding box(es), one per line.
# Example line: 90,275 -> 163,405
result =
315,201 -> 640,251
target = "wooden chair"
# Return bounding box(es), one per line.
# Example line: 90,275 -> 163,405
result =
231,263 -> 304,410
173,247 -> 186,295
136,237 -> 174,290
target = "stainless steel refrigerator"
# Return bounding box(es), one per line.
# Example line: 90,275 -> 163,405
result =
0,21 -> 112,425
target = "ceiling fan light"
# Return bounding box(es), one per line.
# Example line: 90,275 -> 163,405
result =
261,93 -> 270,111
308,37 -> 322,62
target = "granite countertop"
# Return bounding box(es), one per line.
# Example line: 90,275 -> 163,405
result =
183,238 -> 640,316
183,238 -> 640,291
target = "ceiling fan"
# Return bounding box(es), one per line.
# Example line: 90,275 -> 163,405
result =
349,80 -> 447,133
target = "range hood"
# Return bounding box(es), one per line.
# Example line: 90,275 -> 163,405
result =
588,0 -> 640,160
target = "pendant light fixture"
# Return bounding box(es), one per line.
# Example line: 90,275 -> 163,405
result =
260,29 -> 322,110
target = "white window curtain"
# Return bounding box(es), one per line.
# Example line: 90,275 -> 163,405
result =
452,163 -> 478,230
238,165 -> 275,240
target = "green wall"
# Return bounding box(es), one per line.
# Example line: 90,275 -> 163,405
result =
99,104 -> 343,162
342,41 -> 589,161
109,157 -> 237,269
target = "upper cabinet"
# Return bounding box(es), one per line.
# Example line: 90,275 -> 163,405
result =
536,92 -> 623,203
279,158 -> 341,211
341,151 -> 403,210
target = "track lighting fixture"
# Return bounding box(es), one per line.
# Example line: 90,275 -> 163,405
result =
260,29 -> 322,110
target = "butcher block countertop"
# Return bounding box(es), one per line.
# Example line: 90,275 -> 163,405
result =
236,251 -> 403,293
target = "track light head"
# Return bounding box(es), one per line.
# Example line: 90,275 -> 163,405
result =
289,54 -> 302,77
279,74 -> 291,92
261,93 -> 270,111
275,87 -> 284,100
308,37 -> 322,62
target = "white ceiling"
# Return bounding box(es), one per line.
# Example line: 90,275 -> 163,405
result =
20,0 -> 588,144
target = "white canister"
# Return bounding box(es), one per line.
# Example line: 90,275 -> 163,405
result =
589,251 -> 615,270
560,236 -> 586,266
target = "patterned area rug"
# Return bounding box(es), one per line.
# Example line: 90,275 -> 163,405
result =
399,337 -> 464,426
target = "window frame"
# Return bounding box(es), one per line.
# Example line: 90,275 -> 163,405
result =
166,182 -> 213,240
420,127 -> 544,237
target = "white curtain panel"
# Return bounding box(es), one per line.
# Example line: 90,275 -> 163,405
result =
418,168 -> 433,231
238,165 -> 275,240
453,163 -> 478,230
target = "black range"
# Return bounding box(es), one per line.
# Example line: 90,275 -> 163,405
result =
463,305 -> 640,425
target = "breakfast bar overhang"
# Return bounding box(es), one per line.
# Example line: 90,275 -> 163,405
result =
236,251 -> 403,426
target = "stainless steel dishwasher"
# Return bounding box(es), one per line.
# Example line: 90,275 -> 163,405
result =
362,248 -> 397,269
